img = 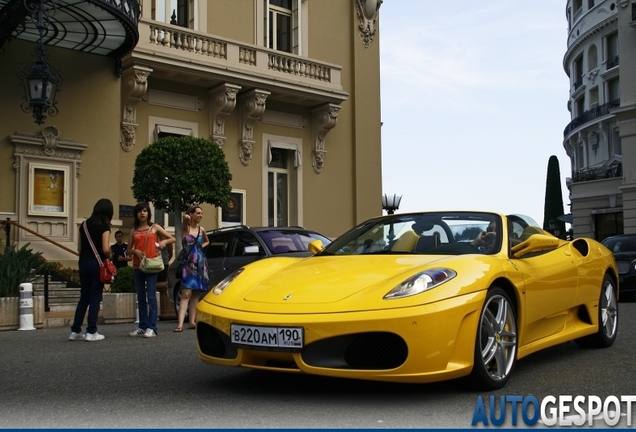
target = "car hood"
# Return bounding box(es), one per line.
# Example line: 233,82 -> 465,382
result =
207,254 -> 497,313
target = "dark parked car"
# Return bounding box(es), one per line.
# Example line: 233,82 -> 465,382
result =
167,225 -> 332,314
602,234 -> 636,301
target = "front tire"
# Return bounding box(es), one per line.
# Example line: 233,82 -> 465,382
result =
470,287 -> 517,390
576,274 -> 618,348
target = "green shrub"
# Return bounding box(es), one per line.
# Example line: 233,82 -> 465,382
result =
109,266 -> 135,293
0,243 -> 47,297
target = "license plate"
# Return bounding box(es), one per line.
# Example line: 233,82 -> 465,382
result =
230,324 -> 304,352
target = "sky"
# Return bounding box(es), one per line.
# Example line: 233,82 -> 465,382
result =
379,1 -> 572,224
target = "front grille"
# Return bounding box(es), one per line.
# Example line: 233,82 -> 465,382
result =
616,260 -> 631,275
302,332 -> 408,370
197,322 -> 237,359
344,332 -> 408,369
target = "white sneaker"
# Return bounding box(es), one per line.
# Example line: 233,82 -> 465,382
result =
129,328 -> 145,337
143,329 -> 157,338
68,332 -> 85,341
85,332 -> 105,342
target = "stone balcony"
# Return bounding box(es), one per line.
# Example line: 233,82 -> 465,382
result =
127,18 -> 348,107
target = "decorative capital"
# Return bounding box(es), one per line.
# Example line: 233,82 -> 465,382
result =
210,83 -> 242,147
356,0 -> 382,48
120,65 -> 152,152
239,89 -> 270,165
311,103 -> 341,173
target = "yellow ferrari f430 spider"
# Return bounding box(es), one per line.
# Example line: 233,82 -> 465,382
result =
195,211 -> 618,389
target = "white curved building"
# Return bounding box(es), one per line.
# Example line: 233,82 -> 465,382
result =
564,0 -> 636,239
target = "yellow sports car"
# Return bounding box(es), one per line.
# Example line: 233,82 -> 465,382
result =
195,211 -> 619,389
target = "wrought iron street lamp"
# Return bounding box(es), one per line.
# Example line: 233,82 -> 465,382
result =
17,0 -> 62,125
381,194 -> 402,215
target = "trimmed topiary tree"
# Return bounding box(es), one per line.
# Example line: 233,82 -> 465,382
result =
131,136 -> 233,252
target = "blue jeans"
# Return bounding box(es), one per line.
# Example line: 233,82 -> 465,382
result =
133,269 -> 158,333
72,259 -> 102,334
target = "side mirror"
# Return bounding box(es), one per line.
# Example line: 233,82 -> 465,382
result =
511,234 -> 560,258
308,239 -> 324,255
243,245 -> 259,255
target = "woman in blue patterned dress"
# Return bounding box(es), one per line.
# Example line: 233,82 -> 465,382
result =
175,205 -> 209,332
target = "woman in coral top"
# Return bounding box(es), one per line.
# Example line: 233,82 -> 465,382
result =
126,202 -> 175,338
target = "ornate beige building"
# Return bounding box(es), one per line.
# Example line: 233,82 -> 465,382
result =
0,0 -> 384,264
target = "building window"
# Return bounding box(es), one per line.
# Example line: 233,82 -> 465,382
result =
573,55 -> 584,90
152,0 -> 193,28
576,95 -> 585,117
576,142 -> 585,170
268,148 -> 289,226
588,44 -> 597,70
268,0 -> 292,52
261,0 -> 304,55
262,135 -> 302,227
611,126 -> 622,156
595,212 -> 623,240
607,77 -> 620,105
606,32 -> 619,69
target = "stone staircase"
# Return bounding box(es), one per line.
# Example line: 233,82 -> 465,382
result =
32,278 -> 81,312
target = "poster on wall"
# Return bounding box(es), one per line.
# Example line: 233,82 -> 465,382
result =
220,190 -> 245,227
29,163 -> 68,217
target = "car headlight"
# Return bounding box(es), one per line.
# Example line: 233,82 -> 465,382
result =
383,268 -> 457,300
212,268 -> 244,295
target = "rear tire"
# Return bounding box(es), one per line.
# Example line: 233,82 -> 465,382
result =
575,274 -> 618,348
469,287 -> 517,390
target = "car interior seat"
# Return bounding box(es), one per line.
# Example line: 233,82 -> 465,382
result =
391,230 -> 420,252
272,245 -> 291,254
414,232 -> 441,253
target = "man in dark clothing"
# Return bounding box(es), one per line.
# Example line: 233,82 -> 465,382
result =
111,230 -> 132,269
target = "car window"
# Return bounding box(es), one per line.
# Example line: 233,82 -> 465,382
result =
205,232 -> 233,258
232,231 -> 265,257
258,230 -> 331,254
603,238 -> 636,253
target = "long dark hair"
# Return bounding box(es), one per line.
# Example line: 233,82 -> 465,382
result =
132,202 -> 152,229
87,198 -> 113,226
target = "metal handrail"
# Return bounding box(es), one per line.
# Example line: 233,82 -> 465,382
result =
3,218 -> 78,256
3,218 -> 79,312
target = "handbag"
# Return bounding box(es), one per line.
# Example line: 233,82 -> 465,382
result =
83,221 -> 117,284
139,224 -> 164,273
176,226 -> 199,280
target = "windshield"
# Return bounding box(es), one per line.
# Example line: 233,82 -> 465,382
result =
319,212 -> 503,256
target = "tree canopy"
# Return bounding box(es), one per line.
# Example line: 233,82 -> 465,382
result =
131,136 -> 232,246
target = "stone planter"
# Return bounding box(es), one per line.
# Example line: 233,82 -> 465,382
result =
0,297 -> 19,331
102,293 -> 136,324
0,296 -> 44,331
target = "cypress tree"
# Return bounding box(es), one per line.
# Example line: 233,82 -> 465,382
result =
542,155 -> 566,238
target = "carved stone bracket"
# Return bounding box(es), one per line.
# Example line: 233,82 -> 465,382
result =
355,0 -> 383,48
209,83 -> 242,147
120,65 -> 153,152
239,89 -> 270,165
311,103 -> 341,174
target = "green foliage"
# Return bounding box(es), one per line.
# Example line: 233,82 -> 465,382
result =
109,266 -> 135,293
455,226 -> 482,242
542,155 -> 566,238
40,258 -> 80,285
131,136 -> 233,212
0,243 -> 47,297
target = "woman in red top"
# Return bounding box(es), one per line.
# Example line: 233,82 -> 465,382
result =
126,202 -> 175,338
